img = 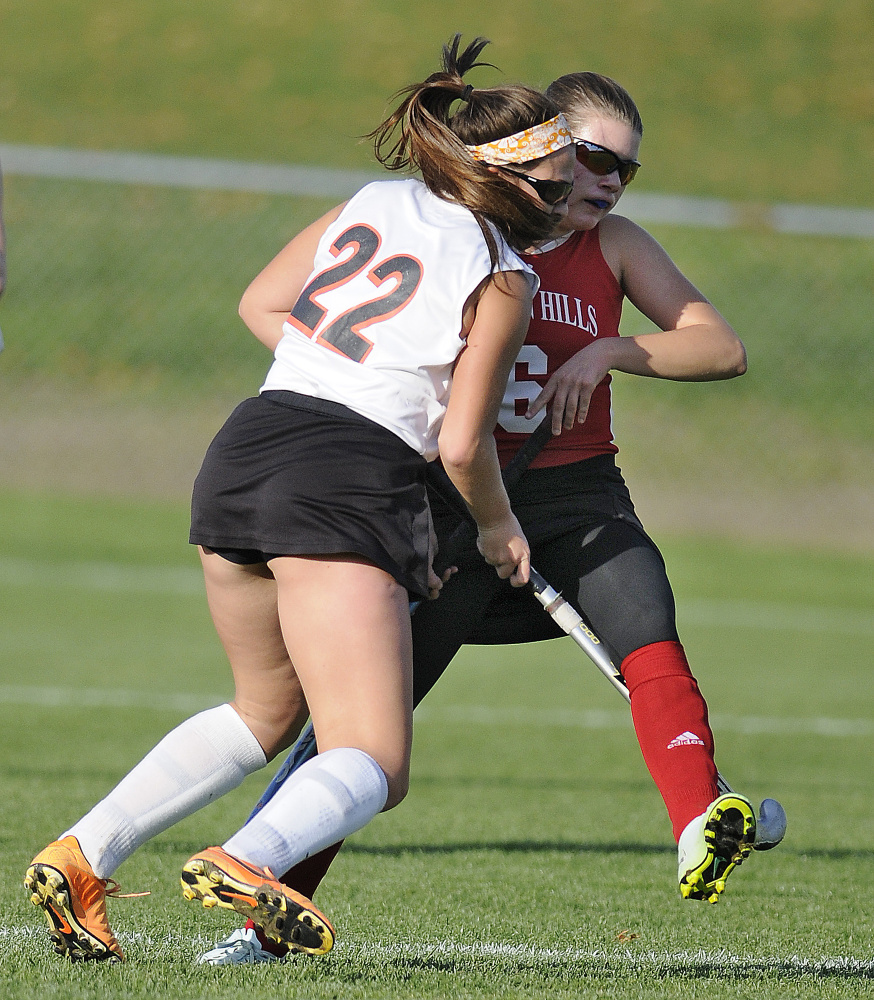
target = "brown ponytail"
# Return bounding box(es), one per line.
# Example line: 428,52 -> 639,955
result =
367,35 -> 564,263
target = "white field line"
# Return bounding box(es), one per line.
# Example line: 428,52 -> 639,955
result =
0,142 -> 383,199
1,556 -> 872,636
0,556 -> 205,596
0,684 -> 218,714
1,556 -> 871,735
3,141 -> 874,239
413,704 -> 874,738
0,684 -> 870,738
358,940 -> 874,978
680,597 -> 874,636
3,924 -> 873,976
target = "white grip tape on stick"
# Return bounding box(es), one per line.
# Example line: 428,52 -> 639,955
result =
551,601 -> 585,633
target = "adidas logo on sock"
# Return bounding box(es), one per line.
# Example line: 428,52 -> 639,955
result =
666,731 -> 705,749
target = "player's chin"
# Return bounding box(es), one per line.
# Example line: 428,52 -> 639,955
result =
565,201 -> 606,231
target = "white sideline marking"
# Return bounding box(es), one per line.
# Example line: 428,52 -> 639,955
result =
5,924 -> 873,976
1,556 -> 872,636
0,556 -> 204,596
0,684 -> 870,737
681,597 -> 874,636
3,142 -> 874,239
413,704 -> 874,738
2,557 -> 871,735
0,684 -> 219,714
366,940 -> 874,977
0,142 -> 383,199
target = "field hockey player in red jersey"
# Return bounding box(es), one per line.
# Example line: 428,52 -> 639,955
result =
199,71 -> 782,967
23,35 -> 577,963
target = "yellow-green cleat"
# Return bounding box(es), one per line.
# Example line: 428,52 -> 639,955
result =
678,794 -> 756,903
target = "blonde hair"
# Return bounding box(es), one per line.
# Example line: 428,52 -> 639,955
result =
546,72 -> 643,137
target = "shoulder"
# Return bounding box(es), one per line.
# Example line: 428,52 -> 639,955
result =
349,177 -> 421,207
597,213 -> 673,284
355,178 -> 480,230
346,177 -> 434,210
598,212 -> 656,253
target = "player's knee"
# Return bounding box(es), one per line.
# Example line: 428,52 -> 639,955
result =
382,769 -> 410,811
232,701 -> 310,762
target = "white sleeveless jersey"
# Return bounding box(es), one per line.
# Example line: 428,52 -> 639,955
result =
261,178 -> 538,460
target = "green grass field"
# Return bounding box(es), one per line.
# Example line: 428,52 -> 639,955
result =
2,2 -> 874,995
2,174 -> 873,509
3,0 -> 873,206
1,492 -> 872,998
3,1 -> 874,509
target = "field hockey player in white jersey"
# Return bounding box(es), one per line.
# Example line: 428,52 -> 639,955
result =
23,35 -> 576,963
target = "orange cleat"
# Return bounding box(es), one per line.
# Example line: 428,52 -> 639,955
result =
181,846 -> 335,955
25,836 -> 126,962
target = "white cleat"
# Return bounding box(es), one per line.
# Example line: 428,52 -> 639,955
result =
198,927 -> 284,965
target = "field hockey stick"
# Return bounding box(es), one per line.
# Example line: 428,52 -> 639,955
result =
527,567 -> 788,850
253,419 -> 787,849
249,418 -> 555,819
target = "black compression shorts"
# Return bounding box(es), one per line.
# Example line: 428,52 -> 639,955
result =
410,455 -> 679,704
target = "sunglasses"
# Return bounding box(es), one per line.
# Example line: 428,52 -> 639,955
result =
498,168 -> 574,206
574,140 -> 641,186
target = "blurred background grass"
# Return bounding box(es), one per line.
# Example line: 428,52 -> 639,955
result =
1,0 -> 873,548
3,0 -> 873,204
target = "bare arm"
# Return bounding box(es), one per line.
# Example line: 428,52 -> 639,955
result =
610,215 -> 747,378
438,271 -> 533,585
238,203 -> 346,351
529,215 -> 747,433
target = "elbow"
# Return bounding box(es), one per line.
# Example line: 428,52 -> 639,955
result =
730,340 -> 748,377
437,429 -> 481,475
238,277 -> 265,329
238,289 -> 266,339
238,290 -> 253,327
439,444 -> 478,477
709,331 -> 746,379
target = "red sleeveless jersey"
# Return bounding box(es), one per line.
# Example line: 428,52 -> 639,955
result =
495,225 -> 623,468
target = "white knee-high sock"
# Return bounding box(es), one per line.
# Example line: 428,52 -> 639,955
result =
222,747 -> 388,877
65,704 -> 267,878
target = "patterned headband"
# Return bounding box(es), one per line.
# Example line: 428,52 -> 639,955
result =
465,114 -> 573,166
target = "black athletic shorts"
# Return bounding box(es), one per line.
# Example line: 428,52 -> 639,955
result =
190,390 -> 432,597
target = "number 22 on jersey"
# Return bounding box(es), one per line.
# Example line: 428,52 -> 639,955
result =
288,223 -> 423,363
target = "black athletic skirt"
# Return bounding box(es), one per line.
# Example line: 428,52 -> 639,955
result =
190,390 -> 432,597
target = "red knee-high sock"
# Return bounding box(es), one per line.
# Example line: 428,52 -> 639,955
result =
247,840 -> 345,956
621,641 -> 719,841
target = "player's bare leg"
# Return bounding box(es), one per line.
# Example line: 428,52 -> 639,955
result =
198,549 -> 309,759
184,554 -> 412,955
